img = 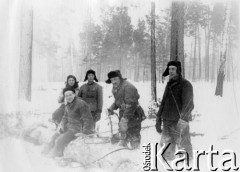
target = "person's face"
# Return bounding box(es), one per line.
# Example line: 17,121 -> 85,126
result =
168,66 -> 178,79
67,78 -> 75,86
64,91 -> 75,103
110,77 -> 121,88
87,73 -> 95,82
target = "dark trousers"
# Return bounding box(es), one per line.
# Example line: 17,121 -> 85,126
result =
127,117 -> 141,148
47,130 -> 77,157
117,115 -> 141,148
160,120 -> 193,161
91,111 -> 97,129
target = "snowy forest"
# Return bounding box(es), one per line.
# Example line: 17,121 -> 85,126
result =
0,0 -> 240,171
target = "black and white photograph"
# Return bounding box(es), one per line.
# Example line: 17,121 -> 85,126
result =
0,0 -> 240,171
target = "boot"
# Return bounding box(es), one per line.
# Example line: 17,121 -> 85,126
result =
130,140 -> 140,149
118,139 -> 128,148
110,133 -> 121,144
130,136 -> 141,149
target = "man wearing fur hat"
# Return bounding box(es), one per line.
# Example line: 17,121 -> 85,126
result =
156,61 -> 194,161
78,69 -> 103,128
106,70 -> 145,149
42,87 -> 94,157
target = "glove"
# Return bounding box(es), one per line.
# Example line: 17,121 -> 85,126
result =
119,117 -> 128,132
57,124 -> 64,134
155,117 -> 162,134
94,112 -> 101,122
107,108 -> 114,116
155,123 -> 162,134
120,103 -> 126,110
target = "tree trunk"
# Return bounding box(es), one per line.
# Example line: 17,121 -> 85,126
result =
159,66 -> 161,83
190,38 -> 193,80
204,27 -> 207,81
97,58 -> 101,81
205,6 -> 211,81
119,4 -> 123,74
134,53 -> 140,82
170,1 -> 185,77
18,1 -> 33,102
192,24 -> 197,82
215,1 -> 231,96
226,43 -> 231,82
198,24 -> 202,81
70,42 -> 74,75
211,34 -> 216,82
137,57 -> 140,82
226,40 -> 232,82
143,65 -> 145,82
151,1 -> 157,102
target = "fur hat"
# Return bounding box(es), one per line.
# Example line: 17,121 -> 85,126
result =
105,70 -> 126,84
162,61 -> 182,77
84,69 -> 98,82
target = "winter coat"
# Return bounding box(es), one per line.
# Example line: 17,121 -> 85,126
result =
53,88 -> 80,125
110,80 -> 142,119
78,82 -> 103,113
157,76 -> 194,122
60,97 -> 94,134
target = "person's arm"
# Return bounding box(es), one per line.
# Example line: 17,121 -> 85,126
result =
57,89 -> 64,103
122,84 -> 139,119
109,101 -> 118,111
75,88 -> 80,97
155,86 -> 168,134
96,85 -> 103,113
80,103 -> 94,134
78,85 -> 83,98
108,89 -> 118,113
58,107 -> 68,133
181,81 -> 194,121
156,85 -> 167,119
94,85 -> 103,121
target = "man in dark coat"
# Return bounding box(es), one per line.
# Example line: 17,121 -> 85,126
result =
106,70 -> 145,149
78,69 -> 103,128
43,87 -> 94,157
156,61 -> 194,161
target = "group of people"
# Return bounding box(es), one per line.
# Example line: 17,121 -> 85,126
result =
42,60 -> 194,163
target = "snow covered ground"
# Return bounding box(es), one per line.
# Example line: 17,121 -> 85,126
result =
1,81 -> 240,172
